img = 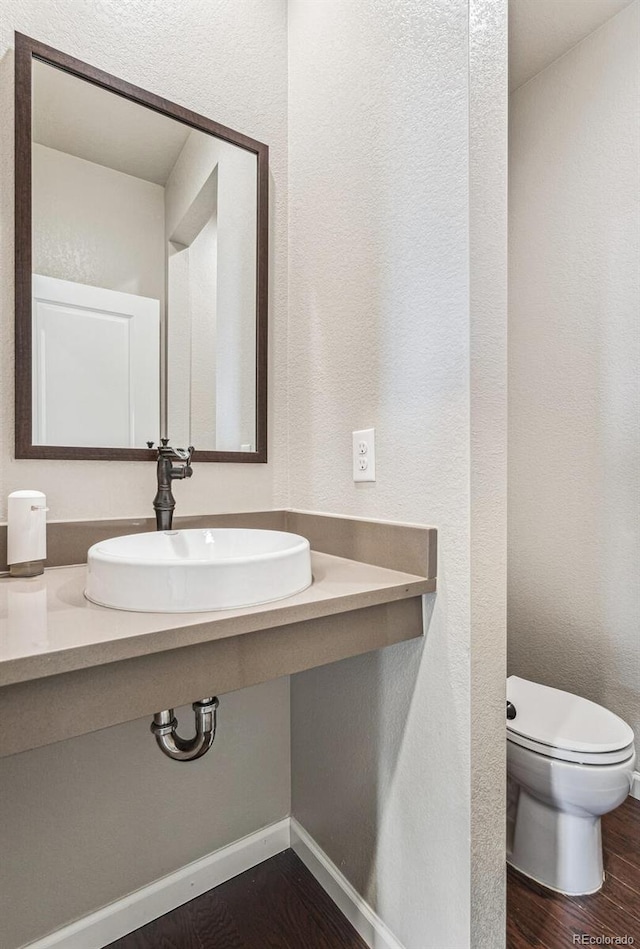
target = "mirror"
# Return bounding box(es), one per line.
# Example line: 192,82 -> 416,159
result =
15,34 -> 268,462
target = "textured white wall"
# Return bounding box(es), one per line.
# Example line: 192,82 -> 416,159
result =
470,1 -> 508,945
0,4 -> 290,946
0,0 -> 288,519
508,0 -> 634,92
288,2 -> 507,947
508,3 -> 640,742
33,144 -> 165,303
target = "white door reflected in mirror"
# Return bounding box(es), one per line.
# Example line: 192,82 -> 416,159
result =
32,275 -> 160,448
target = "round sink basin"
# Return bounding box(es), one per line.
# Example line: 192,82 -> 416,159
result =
85,528 -> 312,612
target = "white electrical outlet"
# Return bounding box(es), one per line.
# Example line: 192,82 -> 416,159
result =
352,428 -> 376,482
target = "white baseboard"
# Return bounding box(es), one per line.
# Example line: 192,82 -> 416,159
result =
20,784 -> 638,949
22,818 -> 291,949
290,818 -> 406,949
22,816 -> 401,949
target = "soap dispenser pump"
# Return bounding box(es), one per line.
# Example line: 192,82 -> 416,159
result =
7,490 -> 48,577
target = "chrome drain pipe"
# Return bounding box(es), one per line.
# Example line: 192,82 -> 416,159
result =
151,697 -> 219,761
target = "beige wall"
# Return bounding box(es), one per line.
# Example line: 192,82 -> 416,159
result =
0,3 -> 290,946
508,3 -> 640,742
287,2 -> 507,947
0,679 -> 290,949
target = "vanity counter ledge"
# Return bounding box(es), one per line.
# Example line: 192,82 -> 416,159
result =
0,550 -> 434,689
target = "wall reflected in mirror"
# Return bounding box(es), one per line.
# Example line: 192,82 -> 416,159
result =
31,59 -> 258,453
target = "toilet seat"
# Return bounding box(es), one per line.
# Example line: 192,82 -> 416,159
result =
507,676 -> 635,766
507,730 -> 634,765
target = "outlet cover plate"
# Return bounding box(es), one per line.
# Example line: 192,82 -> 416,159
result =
352,428 -> 376,482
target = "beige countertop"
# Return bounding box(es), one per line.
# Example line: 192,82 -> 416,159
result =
0,551 -> 433,688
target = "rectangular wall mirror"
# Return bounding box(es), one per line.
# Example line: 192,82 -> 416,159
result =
15,33 -> 268,462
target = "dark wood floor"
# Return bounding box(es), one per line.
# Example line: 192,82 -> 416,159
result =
508,796 -> 640,948
106,848 -> 367,949
105,796 -> 640,949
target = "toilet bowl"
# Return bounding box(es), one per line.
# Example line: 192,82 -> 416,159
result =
506,675 -> 635,895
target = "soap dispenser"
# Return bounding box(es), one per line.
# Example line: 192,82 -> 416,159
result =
7,490 -> 48,577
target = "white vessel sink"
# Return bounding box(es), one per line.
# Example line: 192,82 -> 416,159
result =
85,528 -> 312,613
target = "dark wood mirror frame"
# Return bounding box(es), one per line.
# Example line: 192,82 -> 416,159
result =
14,32 -> 268,463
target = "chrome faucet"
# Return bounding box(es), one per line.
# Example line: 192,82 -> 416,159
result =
149,439 -> 194,531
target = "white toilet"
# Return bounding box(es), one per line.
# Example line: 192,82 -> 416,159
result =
506,675 -> 636,895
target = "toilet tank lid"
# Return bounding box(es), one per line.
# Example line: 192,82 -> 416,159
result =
506,676 -> 635,755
